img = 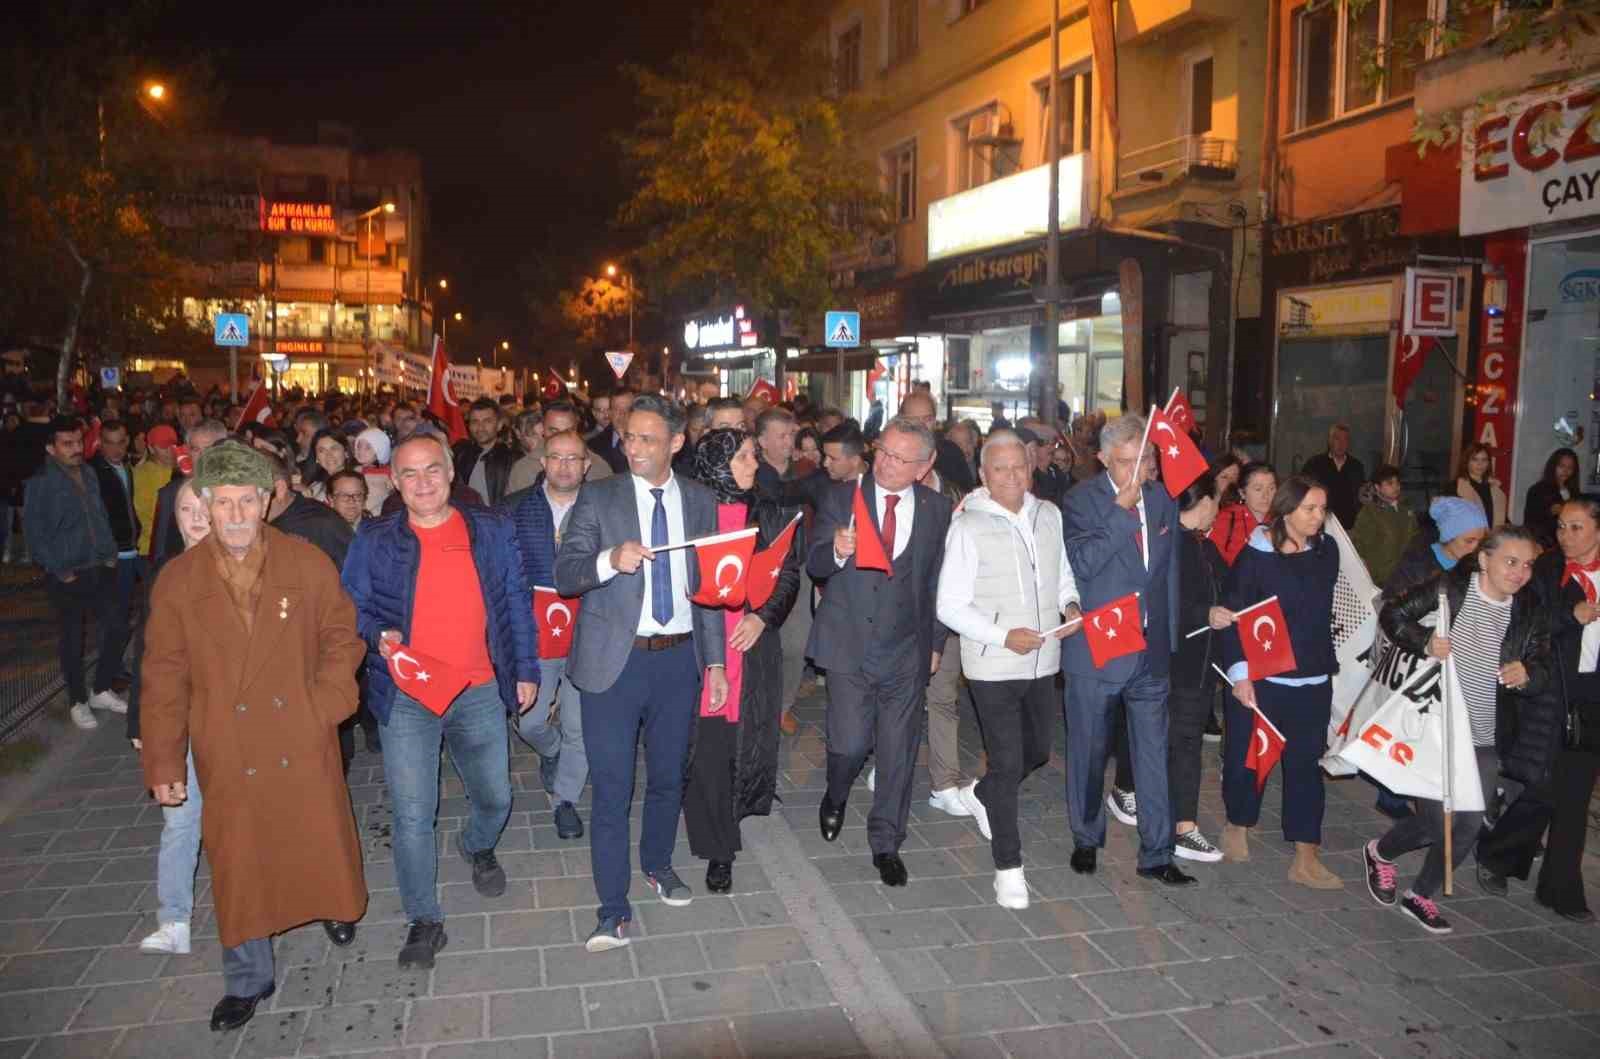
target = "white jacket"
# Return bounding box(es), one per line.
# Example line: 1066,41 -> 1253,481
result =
937,489 -> 1078,681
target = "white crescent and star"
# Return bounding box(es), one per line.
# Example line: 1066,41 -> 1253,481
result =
1252,614 -> 1277,652
1254,727 -> 1270,758
544,600 -> 572,638
715,554 -> 745,598
390,650 -> 432,684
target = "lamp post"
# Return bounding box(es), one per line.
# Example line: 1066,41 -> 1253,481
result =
355,202 -> 396,394
498,340 -> 509,369
605,263 -> 634,350
1040,0 -> 1062,428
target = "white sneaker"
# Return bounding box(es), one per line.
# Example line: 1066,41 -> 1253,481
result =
139,922 -> 190,954
1174,827 -> 1224,863
69,703 -> 98,730
994,867 -> 1029,910
928,786 -> 972,818
866,767 -> 875,793
1106,787 -> 1137,826
957,781 -> 991,840
89,689 -> 129,714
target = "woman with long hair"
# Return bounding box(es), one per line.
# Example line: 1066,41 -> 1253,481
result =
1210,452 -> 1243,507
1219,475 -> 1343,888
1455,442 -> 1507,527
681,428 -> 803,894
303,428 -> 352,502
1523,447 -> 1580,546
1209,461 -> 1276,566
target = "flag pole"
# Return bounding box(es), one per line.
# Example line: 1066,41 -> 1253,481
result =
1439,588 -> 1455,896
1129,406 -> 1156,486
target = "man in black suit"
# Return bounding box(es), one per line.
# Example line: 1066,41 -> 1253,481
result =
592,389 -> 635,475
452,398 -> 516,507
807,416 -> 952,887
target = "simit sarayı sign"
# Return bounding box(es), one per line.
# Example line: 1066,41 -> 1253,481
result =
1461,75 -> 1600,235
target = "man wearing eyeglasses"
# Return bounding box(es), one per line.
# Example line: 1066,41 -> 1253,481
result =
327,470 -> 369,531
502,429 -> 592,841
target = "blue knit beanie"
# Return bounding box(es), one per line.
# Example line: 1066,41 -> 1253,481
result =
1430,496 -> 1487,543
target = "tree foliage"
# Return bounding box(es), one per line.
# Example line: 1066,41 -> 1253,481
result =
558,276 -> 635,349
616,0 -> 890,324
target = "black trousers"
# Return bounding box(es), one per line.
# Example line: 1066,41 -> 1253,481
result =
825,652 -> 926,856
1481,749 -> 1600,914
1110,683 -> 1210,823
970,677 -> 1055,869
684,716 -> 740,862
45,566 -> 125,705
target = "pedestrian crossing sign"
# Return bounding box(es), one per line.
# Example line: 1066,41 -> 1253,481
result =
214,313 -> 250,348
825,310 -> 860,349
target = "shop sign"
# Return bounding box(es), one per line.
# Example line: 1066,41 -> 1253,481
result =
1402,268 -> 1458,337
1558,268 -> 1600,302
1461,75 -> 1600,235
275,340 -> 325,355
927,154 -> 1085,262
1471,236 -> 1526,483
261,201 -> 337,235
683,305 -> 759,352
926,242 -> 1048,315
1277,283 -> 1392,334
1267,207 -> 1417,286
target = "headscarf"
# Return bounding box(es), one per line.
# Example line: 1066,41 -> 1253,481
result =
355,427 -> 392,466
693,427 -> 754,505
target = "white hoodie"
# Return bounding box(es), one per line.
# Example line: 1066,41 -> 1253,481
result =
937,488 -> 1079,681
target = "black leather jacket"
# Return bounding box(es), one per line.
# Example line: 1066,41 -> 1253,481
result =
452,440 -> 516,507
1379,562 -> 1559,786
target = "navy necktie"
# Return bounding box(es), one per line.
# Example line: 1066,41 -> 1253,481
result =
650,487 -> 673,626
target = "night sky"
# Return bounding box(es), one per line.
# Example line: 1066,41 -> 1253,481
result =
148,0 -> 703,357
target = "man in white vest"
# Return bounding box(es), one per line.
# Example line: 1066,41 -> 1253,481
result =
936,429 -> 1080,909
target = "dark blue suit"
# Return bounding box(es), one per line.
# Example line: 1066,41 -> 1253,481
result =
1060,474 -> 1180,869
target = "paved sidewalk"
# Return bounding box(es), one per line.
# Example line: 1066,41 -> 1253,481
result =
0,680 -> 1597,1058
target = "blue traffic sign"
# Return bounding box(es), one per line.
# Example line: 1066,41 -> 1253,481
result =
99,366 -> 121,389
214,313 -> 250,347
824,310 -> 860,349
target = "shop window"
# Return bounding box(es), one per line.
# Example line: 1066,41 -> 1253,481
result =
835,21 -> 863,94
1186,56 -> 1214,137
887,0 -> 918,67
1035,67 -> 1092,160
274,301 -> 330,339
278,237 -> 311,265
1293,0 -> 1451,130
953,104 -> 1019,192
884,140 -> 917,224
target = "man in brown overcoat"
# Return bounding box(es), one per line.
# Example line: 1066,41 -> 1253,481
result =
141,441 -> 368,1032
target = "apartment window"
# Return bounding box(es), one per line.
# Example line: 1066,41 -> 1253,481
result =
1036,68 -> 1093,158
1187,56 -> 1214,136
888,0 -> 918,66
954,104 -> 1020,191
1293,0 -> 1448,129
836,22 -> 863,93
885,141 -> 917,223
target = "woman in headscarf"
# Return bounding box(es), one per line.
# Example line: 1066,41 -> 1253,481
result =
681,427 -> 803,894
352,426 -> 393,516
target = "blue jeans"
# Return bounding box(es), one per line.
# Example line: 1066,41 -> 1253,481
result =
582,640 -> 699,922
514,656 -> 587,805
1063,662 -> 1175,870
381,683 -> 513,923
156,749 -> 202,925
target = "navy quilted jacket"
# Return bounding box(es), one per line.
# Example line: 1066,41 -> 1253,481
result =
341,504 -> 540,723
499,482 -> 557,600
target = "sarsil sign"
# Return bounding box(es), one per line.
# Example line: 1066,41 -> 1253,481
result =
1462,76 -> 1600,235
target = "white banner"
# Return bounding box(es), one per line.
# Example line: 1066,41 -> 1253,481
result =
1460,74 -> 1600,236
1321,514 -> 1381,775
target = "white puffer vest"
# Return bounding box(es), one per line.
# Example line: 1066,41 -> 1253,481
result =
953,494 -> 1066,681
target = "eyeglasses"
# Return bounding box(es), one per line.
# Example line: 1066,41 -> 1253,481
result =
331,492 -> 366,502
544,454 -> 586,465
876,447 -> 928,468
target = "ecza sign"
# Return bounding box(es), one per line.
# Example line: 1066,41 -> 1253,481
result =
1403,268 -> 1457,337
1461,76 -> 1600,235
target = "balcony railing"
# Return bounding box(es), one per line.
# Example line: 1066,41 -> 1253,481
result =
1117,135 -> 1237,191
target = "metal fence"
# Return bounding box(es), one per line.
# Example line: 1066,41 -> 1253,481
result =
0,567 -> 97,743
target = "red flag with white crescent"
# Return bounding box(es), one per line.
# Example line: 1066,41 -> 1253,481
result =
1237,596 -> 1297,680
426,335 -> 467,443
234,382 -> 272,431
851,481 -> 893,576
689,527 -> 761,608
1082,592 -> 1146,669
1392,333 -> 1436,408
748,379 -> 780,406
386,644 -> 470,716
1244,705 -> 1287,794
532,586 -> 581,660
1148,406 -> 1208,498
745,512 -> 801,610
1164,387 -> 1197,435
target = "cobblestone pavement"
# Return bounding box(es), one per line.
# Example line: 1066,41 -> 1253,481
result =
1,679 -> 1598,1058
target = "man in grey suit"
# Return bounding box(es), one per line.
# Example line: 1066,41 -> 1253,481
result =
1059,414 -> 1194,886
555,395 -> 729,952
808,417 -> 952,887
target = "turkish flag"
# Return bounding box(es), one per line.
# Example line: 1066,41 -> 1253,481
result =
748,379 -> 780,406
1392,333 -> 1436,408
746,512 -> 801,610
1148,406 -> 1208,498
1244,706 -> 1287,794
81,416 -> 101,461
850,481 -> 893,576
234,382 -> 271,431
689,526 -> 761,608
1082,592 -> 1146,669
387,644 -> 470,716
533,586 -> 581,660
426,335 -> 467,443
1238,596 -> 1297,680
1165,389 -> 1197,435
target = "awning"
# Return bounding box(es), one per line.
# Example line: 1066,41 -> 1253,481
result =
786,349 -> 881,372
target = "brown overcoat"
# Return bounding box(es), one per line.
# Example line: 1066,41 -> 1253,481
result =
141,525 -> 368,947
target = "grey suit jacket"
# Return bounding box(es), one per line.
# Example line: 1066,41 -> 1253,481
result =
804,475 -> 951,677
554,472 -> 726,694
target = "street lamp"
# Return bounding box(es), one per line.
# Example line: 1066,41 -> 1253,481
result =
145,82 -> 166,101
604,262 -> 634,350
498,340 -> 509,368
356,202 -> 396,395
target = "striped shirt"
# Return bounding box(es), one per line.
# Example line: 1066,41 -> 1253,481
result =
1450,575 -> 1512,747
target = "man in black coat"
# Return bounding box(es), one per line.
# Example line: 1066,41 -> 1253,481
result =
452,398 -> 517,507
590,389 -> 635,475
262,454 -> 353,569
89,420 -> 142,682
1302,423 -> 1366,530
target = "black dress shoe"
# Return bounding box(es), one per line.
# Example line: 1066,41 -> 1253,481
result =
323,920 -> 356,946
1536,893 -> 1597,923
873,853 -> 908,887
1137,863 -> 1197,886
819,796 -> 846,843
705,859 -> 733,893
210,983 -> 274,1032
1070,846 -> 1097,874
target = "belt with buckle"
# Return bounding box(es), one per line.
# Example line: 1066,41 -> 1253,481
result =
634,632 -> 692,652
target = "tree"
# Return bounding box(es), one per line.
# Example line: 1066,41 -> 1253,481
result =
616,0 -> 889,329
558,275 -> 634,349
1,1 -> 217,403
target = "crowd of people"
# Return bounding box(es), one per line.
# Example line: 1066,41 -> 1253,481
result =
4,368 -> 1597,1035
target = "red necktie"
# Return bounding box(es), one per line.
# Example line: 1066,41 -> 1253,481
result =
1130,507 -> 1143,559
1563,559 -> 1600,602
881,494 -> 899,562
